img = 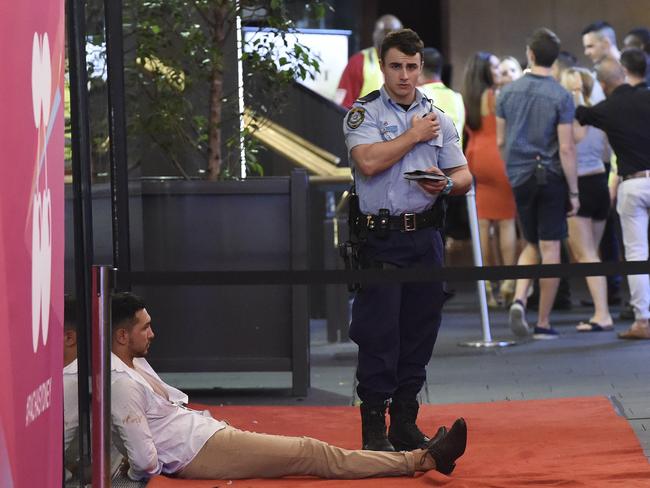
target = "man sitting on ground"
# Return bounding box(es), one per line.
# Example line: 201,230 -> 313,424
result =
109,292 -> 467,481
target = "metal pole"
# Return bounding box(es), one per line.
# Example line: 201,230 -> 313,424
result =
66,0 -> 94,481
459,186 -> 515,348
235,1 -> 247,178
91,265 -> 112,488
104,0 -> 131,288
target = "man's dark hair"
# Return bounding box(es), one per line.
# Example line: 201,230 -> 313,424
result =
380,28 -> 424,63
64,296 -> 77,332
422,47 -> 443,78
555,50 -> 578,71
621,48 -> 648,78
626,27 -> 650,54
582,21 -> 617,46
112,292 -> 146,330
527,28 -> 561,67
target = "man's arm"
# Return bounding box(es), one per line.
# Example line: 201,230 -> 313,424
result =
557,122 -> 580,216
496,116 -> 507,162
112,378 -> 162,481
443,165 -> 473,195
351,113 -> 440,177
575,103 -> 608,131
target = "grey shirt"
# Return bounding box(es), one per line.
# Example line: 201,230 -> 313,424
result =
576,126 -> 607,176
496,73 -> 575,188
343,87 -> 467,215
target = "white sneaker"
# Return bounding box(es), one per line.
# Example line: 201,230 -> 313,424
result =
509,300 -> 531,338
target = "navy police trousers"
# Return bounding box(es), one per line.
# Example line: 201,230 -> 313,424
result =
349,227 -> 444,403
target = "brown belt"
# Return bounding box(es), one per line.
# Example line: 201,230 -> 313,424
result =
622,169 -> 650,181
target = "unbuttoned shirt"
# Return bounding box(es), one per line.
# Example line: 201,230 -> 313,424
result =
110,353 -> 225,481
343,86 -> 467,215
63,359 -> 79,454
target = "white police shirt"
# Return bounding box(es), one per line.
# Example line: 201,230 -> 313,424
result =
110,353 -> 225,480
343,86 -> 467,215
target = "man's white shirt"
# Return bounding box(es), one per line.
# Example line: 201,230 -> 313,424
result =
63,359 -> 79,452
110,353 -> 225,480
63,359 -> 79,480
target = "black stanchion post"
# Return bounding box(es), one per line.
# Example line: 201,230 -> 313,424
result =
66,0 -> 95,482
104,0 -> 131,289
91,265 -> 112,488
291,170 -> 310,396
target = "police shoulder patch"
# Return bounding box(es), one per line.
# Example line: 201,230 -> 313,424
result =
346,107 -> 365,129
356,90 -> 380,104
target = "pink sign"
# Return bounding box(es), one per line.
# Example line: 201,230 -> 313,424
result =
0,0 -> 65,486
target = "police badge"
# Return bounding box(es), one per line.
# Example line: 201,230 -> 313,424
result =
346,108 -> 365,129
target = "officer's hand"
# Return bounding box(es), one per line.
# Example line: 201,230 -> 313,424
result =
410,112 -> 440,142
416,166 -> 448,194
567,195 -> 580,217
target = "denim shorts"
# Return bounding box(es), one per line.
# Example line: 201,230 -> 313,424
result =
513,171 -> 568,243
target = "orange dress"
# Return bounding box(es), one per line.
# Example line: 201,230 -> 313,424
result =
465,90 -> 516,220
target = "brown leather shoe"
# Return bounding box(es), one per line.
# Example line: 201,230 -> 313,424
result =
618,323 -> 650,340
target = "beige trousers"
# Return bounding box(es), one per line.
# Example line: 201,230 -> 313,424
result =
177,426 -> 416,480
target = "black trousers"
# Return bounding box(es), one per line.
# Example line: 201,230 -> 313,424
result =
350,227 -> 444,403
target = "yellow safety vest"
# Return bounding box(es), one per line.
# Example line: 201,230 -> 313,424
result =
418,81 -> 465,144
360,47 -> 384,98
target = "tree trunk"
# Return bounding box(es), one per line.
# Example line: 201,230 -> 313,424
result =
206,3 -> 229,180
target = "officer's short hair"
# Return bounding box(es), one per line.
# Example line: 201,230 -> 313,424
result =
528,28 -> 561,68
621,48 -> 648,78
380,28 -> 424,63
422,47 -> 443,78
112,292 -> 146,331
64,296 -> 77,332
582,21 -> 617,47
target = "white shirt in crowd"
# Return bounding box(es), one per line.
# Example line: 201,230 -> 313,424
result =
110,353 -> 225,481
64,359 -> 79,452
63,359 -> 79,481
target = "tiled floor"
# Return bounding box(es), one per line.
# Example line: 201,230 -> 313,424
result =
168,279 -> 650,462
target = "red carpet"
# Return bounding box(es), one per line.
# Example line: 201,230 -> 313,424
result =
146,396 -> 650,487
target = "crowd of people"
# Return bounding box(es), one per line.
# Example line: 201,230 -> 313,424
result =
338,17 -> 650,341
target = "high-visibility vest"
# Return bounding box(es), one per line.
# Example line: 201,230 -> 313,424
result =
360,47 -> 384,98
418,81 -> 465,144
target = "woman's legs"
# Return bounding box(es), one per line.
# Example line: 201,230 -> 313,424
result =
178,426 -> 417,480
497,219 -> 517,303
567,216 -> 612,326
479,219 -> 499,307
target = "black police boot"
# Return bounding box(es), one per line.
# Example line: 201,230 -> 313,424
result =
360,402 -> 395,451
388,397 -> 430,451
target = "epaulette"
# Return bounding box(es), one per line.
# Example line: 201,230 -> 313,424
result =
355,90 -> 380,104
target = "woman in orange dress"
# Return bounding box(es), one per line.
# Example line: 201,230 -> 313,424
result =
462,52 -> 518,306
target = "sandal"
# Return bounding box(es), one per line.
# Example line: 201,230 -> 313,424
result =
576,321 -> 614,332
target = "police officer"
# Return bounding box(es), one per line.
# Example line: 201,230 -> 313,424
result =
342,29 -> 472,452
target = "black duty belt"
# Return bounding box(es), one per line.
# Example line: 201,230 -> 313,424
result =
360,209 -> 441,233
